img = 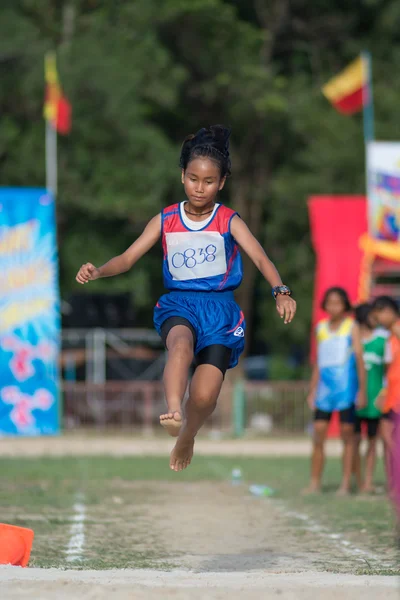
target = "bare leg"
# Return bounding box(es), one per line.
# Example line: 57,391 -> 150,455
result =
353,433 -> 363,491
170,364 -> 224,471
337,422 -> 355,496
160,326 -> 194,437
362,437 -> 377,493
381,418 -> 395,493
302,420 -> 329,494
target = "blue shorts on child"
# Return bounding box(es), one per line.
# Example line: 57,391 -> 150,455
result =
153,290 -> 245,369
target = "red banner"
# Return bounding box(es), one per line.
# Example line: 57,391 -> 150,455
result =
308,196 -> 368,437
309,195 -> 367,345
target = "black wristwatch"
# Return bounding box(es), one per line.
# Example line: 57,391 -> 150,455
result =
272,285 -> 292,299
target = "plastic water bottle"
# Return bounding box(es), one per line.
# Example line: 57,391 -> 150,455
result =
231,468 -> 242,486
249,484 -> 275,497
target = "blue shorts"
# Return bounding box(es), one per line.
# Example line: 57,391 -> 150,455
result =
153,290 -> 245,369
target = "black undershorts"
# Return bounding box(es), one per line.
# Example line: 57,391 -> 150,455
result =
354,416 -> 380,438
314,407 -> 355,424
160,316 -> 232,376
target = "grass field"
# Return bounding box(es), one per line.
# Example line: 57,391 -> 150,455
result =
0,454 -> 397,575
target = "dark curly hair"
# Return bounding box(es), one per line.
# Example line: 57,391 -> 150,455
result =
180,125 -> 232,178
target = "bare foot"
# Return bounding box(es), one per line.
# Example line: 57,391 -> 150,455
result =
170,437 -> 195,472
160,411 -> 182,437
301,484 -> 321,496
336,487 -> 350,497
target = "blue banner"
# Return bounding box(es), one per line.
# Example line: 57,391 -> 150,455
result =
0,188 -> 60,435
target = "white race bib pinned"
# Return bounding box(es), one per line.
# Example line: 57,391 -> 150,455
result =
166,231 -> 227,281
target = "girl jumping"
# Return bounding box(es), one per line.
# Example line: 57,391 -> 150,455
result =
76,125 -> 296,471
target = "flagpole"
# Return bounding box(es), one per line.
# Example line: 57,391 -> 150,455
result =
45,51 -> 58,198
45,108 -> 58,197
360,50 -> 375,302
361,50 -> 374,143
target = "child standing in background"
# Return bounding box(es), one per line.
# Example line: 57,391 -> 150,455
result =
353,303 -> 387,494
304,287 -> 366,496
371,296 -> 400,493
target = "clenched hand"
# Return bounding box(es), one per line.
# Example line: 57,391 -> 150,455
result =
76,263 -> 100,284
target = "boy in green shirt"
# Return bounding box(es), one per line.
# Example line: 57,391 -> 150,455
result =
353,303 -> 387,493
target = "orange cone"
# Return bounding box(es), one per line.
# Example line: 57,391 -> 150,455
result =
0,524 -> 34,567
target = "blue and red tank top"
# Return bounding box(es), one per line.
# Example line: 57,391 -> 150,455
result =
161,202 -> 243,292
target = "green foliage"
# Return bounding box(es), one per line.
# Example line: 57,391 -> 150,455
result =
1,0 -> 400,354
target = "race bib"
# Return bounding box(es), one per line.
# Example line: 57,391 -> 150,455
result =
165,231 -> 227,281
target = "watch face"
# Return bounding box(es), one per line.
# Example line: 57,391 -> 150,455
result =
273,286 -> 292,297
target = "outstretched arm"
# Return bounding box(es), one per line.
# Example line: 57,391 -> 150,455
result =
76,214 -> 161,284
230,215 -> 296,323
230,216 -> 283,286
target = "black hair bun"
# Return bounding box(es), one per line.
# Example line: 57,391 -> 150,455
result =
194,125 -> 231,157
179,125 -> 232,176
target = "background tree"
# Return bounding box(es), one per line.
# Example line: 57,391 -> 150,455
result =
1,0 -> 400,365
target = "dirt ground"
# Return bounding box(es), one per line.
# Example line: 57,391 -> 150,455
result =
82,481 -> 366,573
2,481 -> 398,600
0,436 -> 395,599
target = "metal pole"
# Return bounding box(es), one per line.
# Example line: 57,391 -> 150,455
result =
85,331 -> 93,383
233,379 -> 246,438
362,50 -> 375,298
45,119 -> 58,196
93,328 -> 106,427
93,328 -> 106,384
361,51 -> 375,143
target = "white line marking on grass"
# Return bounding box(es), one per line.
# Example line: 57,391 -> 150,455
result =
206,461 -> 382,565
282,508 -> 379,563
65,493 -> 86,563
